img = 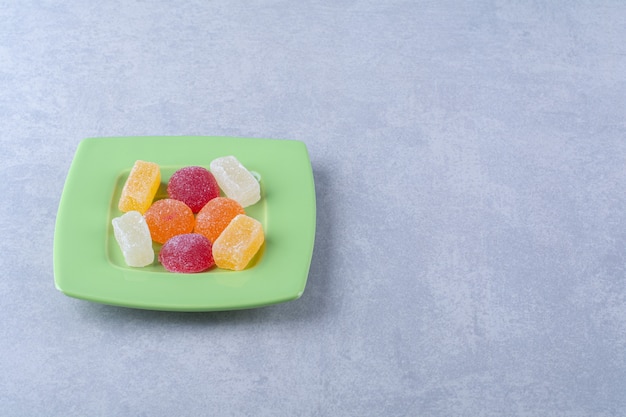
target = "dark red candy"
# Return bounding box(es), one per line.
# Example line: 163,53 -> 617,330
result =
158,233 -> 215,273
167,166 -> 219,213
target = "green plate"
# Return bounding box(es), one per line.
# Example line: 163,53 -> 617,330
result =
54,136 -> 316,311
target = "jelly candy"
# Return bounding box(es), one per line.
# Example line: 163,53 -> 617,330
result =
144,199 -> 194,244
111,211 -> 154,267
209,156 -> 260,207
194,197 -> 245,243
167,166 -> 219,213
113,160 -> 266,272
212,214 -> 264,271
118,160 -> 161,214
158,233 -> 214,273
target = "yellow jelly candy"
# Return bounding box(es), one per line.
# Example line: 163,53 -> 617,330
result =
212,214 -> 264,271
118,160 -> 161,214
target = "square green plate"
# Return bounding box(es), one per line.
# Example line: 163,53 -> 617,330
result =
54,136 -> 316,311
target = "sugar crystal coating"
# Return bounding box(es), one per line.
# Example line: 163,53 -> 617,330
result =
212,214 -> 265,271
158,233 -> 214,273
118,160 -> 161,214
144,199 -> 194,244
194,197 -> 245,243
167,166 -> 219,213
112,211 -> 154,267
209,156 -> 260,207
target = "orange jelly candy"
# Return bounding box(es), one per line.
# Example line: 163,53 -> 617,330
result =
118,160 -> 161,214
212,214 -> 264,271
144,199 -> 194,244
194,197 -> 245,243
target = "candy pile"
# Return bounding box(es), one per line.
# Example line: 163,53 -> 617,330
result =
112,156 -> 263,273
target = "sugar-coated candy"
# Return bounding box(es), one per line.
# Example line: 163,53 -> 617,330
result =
209,156 -> 260,207
112,211 -> 154,267
167,166 -> 219,213
194,197 -> 245,243
158,233 -> 214,273
212,214 -> 264,271
144,199 -> 194,244
118,160 -> 161,214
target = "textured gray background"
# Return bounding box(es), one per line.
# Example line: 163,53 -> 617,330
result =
1,1 -> 625,416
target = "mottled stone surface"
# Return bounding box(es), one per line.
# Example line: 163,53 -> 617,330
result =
1,1 -> 625,415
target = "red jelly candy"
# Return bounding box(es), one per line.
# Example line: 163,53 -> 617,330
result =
158,233 -> 215,273
167,166 -> 220,213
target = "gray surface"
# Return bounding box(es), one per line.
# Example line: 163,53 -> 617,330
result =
1,1 -> 625,416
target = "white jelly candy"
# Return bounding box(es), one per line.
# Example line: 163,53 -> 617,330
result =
209,156 -> 261,207
112,211 -> 154,267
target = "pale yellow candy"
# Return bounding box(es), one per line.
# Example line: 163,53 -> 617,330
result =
209,156 -> 260,207
112,211 -> 154,267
